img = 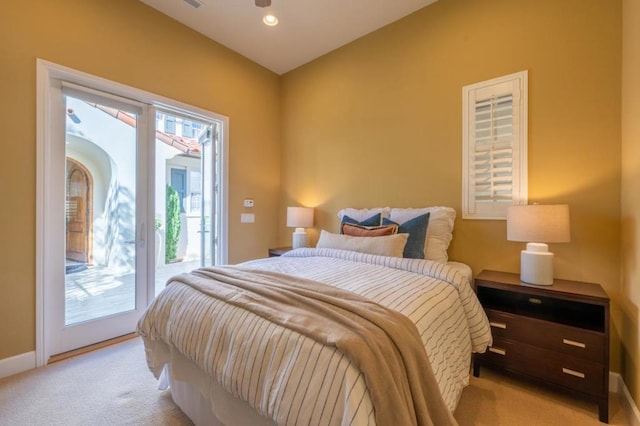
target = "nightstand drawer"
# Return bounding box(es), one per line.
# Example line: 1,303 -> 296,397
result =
476,338 -> 518,368
485,309 -> 605,363
480,338 -> 605,396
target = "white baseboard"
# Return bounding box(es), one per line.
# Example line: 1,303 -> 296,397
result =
0,351 -> 36,380
611,371 -> 640,426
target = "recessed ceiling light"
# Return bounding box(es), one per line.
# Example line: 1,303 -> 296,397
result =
183,0 -> 202,8
263,14 -> 278,26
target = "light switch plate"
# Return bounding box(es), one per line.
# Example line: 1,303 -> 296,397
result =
240,213 -> 255,223
243,199 -> 254,208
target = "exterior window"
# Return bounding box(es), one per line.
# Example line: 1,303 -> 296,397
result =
182,121 -> 202,139
462,71 -> 528,219
192,122 -> 202,137
189,170 -> 201,213
165,116 -> 176,134
182,121 -> 193,138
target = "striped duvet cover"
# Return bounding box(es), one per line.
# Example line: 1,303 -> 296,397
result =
138,248 -> 492,425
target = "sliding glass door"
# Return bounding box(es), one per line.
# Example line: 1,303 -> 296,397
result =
38,60 -> 228,364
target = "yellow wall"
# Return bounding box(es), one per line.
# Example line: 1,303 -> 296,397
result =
0,0 -> 281,360
621,0 -> 640,406
1,0 -> 632,400
281,0 -> 623,371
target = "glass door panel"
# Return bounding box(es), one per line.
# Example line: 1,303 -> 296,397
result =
154,111 -> 214,296
64,95 -> 138,325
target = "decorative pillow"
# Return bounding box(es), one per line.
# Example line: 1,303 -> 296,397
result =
342,223 -> 398,237
382,213 -> 430,259
337,208 -> 390,223
340,213 -> 382,233
316,230 -> 408,258
389,207 -> 456,263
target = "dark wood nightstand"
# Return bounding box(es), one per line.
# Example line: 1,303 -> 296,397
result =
268,246 -> 292,257
473,270 -> 610,423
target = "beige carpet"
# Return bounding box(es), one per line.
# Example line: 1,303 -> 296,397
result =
458,368 -> 628,425
0,338 -> 192,426
0,338 -> 630,425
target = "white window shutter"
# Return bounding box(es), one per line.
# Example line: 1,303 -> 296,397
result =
462,71 -> 528,219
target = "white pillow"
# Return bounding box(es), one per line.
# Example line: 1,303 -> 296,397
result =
336,207 -> 391,224
316,230 -> 408,258
389,207 -> 456,263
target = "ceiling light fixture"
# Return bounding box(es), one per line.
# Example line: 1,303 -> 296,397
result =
263,14 -> 278,26
183,0 -> 202,8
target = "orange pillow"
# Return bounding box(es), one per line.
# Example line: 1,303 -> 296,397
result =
341,223 -> 398,237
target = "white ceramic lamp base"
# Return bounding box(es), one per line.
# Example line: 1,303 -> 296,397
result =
292,228 -> 308,249
520,242 -> 554,285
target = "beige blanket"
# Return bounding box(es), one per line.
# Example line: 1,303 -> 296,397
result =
172,266 -> 457,426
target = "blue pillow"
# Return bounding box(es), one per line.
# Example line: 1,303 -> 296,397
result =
340,213 -> 382,233
383,213 -> 430,259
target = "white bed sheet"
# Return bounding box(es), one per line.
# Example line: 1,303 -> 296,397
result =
166,352 -> 273,426
446,261 -> 473,283
139,248 -> 491,425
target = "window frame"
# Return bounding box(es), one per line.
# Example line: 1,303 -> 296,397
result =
462,70 -> 528,220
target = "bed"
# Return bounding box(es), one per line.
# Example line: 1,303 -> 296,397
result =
137,207 -> 492,425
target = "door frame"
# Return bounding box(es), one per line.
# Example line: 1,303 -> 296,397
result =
36,59 -> 229,366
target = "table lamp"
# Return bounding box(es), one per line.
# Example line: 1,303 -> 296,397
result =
506,204 -> 570,285
286,206 -> 314,249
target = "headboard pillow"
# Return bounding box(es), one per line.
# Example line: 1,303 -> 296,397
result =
382,212 -> 430,259
316,230 -> 408,258
336,207 -> 390,223
339,213 -> 382,233
389,207 -> 456,263
342,223 -> 398,237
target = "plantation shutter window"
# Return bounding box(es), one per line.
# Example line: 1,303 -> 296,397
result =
462,71 -> 528,219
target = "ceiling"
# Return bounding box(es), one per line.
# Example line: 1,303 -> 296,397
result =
139,0 -> 437,75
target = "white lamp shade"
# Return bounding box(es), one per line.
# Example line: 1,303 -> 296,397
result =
506,204 -> 570,286
286,207 -> 314,228
507,204 -> 570,243
287,207 -> 313,249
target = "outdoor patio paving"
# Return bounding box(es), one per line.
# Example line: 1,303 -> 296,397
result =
65,259 -> 201,325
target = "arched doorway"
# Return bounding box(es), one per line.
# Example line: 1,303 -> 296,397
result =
66,159 -> 93,265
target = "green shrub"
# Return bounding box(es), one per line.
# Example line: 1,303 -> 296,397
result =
165,185 -> 181,262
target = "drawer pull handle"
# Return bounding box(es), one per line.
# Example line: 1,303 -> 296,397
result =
489,321 -> 507,329
563,338 -> 586,349
489,347 -> 506,356
528,297 -> 543,305
562,368 -> 585,379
